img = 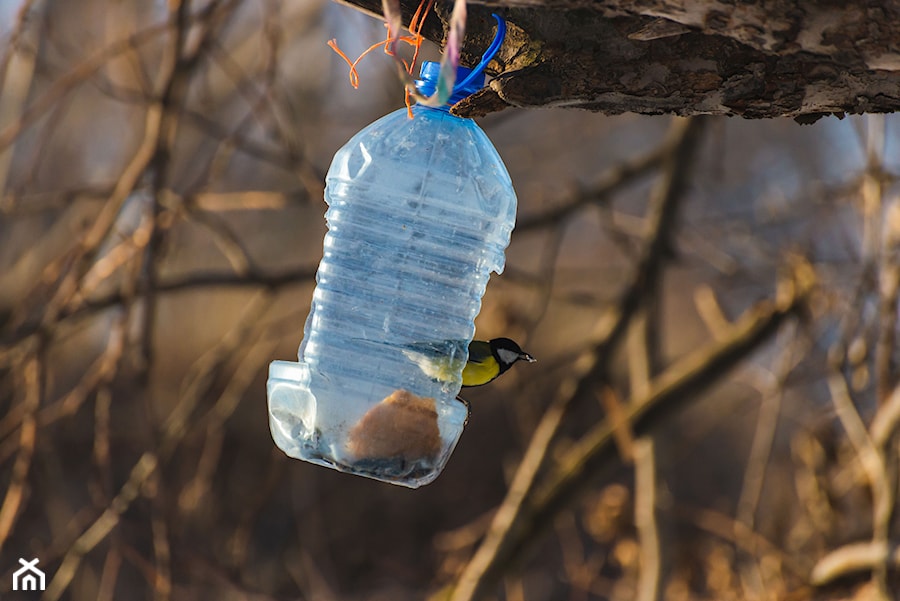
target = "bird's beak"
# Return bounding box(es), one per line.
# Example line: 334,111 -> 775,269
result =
521,352 -> 536,363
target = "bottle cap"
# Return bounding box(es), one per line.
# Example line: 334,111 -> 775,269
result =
416,61 -> 485,106
414,15 -> 505,108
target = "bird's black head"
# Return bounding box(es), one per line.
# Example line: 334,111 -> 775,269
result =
489,338 -> 536,374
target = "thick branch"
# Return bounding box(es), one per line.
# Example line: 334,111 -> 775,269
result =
337,0 -> 900,121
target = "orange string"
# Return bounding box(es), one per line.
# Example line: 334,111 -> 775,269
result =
329,36 -> 398,89
404,0 -> 433,116
326,39 -> 361,88
409,0 -> 425,34
408,0 -> 433,73
328,0 -> 432,104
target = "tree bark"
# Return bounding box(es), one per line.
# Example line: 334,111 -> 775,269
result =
336,0 -> 900,122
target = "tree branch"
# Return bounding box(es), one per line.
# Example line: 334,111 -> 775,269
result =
337,0 -> 900,121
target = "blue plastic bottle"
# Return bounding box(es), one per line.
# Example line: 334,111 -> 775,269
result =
267,61 -> 517,488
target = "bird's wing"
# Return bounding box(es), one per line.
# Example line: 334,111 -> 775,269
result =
466,340 -> 493,364
461,340 -> 501,386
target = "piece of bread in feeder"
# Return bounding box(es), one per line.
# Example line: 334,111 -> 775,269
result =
346,389 -> 441,464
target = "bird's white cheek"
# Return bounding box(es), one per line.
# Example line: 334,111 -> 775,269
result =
498,349 -> 519,365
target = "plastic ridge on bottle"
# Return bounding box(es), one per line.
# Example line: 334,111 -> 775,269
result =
267,61 -> 517,487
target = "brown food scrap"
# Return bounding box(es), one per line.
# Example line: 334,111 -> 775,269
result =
346,389 -> 441,462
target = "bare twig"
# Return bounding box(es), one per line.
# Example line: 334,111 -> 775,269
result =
93,386 -> 113,500
0,318 -> 124,464
690,502 -> 809,572
178,337 -> 279,513
811,541 -> 900,586
516,125 -> 681,232
0,0 -> 42,195
634,437 -> 661,601
826,366 -> 894,600
865,113 -> 899,405
138,0 -> 213,375
0,353 -> 39,553
735,328 -> 804,532
44,452 -> 159,601
202,22 -> 324,200
285,550 -> 340,601
871,384 -> 900,447
150,488 -> 172,601
631,282 -> 665,601
34,317 -> 126,429
190,190 -> 289,212
597,385 -> 635,463
177,206 -> 256,277
0,265 -> 315,358
693,285 -> 732,341
0,21 -> 171,153
96,544 -> 123,601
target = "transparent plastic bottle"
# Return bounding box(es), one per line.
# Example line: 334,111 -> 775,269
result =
267,61 -> 517,488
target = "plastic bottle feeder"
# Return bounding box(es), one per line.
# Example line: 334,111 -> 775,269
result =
267,31 -> 515,488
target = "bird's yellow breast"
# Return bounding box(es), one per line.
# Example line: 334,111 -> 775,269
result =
461,357 -> 500,387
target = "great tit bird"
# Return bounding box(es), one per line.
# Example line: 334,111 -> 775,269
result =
461,338 -> 535,387
403,337 -> 536,387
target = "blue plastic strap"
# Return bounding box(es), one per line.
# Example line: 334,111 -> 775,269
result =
454,14 -> 506,93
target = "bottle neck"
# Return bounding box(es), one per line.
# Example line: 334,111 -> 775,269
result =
415,102 -> 466,117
